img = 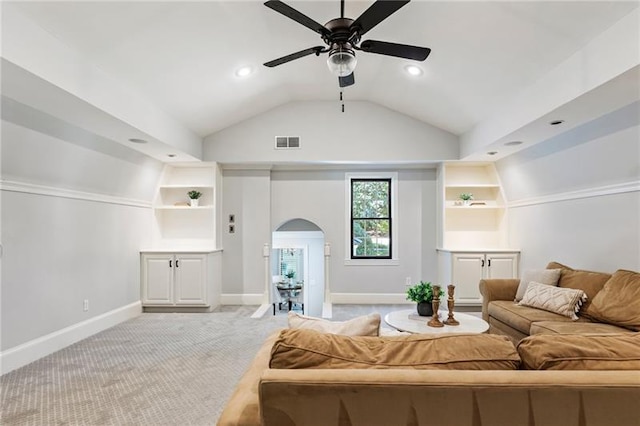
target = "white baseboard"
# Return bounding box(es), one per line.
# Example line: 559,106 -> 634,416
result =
220,293 -> 265,305
330,293 -> 415,304
0,301 -> 142,375
250,304 -> 271,318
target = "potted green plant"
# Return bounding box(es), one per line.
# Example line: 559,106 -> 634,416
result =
459,192 -> 473,206
188,190 -> 202,207
285,270 -> 295,284
406,281 -> 444,316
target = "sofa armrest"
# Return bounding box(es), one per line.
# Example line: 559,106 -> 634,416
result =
479,279 -> 519,322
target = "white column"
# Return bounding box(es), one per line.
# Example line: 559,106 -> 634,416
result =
323,243 -> 332,318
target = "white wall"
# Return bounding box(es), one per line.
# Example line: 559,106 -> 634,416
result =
0,120 -> 162,369
204,101 -> 458,164
497,104 -> 640,273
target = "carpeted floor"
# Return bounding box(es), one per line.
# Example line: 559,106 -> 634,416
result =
1,304 -> 478,425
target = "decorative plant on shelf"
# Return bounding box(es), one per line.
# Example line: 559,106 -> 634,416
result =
406,281 -> 445,316
285,270 -> 295,284
188,190 -> 202,207
458,192 -> 474,206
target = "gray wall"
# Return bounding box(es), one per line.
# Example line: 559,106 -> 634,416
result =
497,103 -> 640,273
1,120 -> 162,351
204,100 -> 459,164
221,168 -> 439,296
220,169 -> 271,296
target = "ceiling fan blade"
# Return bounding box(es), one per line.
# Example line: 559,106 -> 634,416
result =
264,0 -> 330,37
264,46 -> 325,67
339,72 -> 355,88
360,40 -> 431,61
350,0 -> 410,37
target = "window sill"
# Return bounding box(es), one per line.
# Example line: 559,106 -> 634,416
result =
344,259 -> 400,266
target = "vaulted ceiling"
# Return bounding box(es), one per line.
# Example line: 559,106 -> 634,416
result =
3,1 -> 639,163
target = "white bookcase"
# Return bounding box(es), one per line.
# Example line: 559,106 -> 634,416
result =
437,163 -> 519,305
151,163 -> 220,250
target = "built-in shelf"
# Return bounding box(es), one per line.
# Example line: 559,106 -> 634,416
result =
439,163 -> 508,250
155,206 -> 214,210
151,164 -> 219,248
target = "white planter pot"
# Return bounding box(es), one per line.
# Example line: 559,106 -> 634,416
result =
190,199 -> 199,207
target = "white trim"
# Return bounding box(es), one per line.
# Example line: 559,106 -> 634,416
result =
0,180 -> 151,208
0,301 -> 142,375
509,181 -> 640,208
220,293 -> 265,305
251,304 -> 271,318
331,293 -> 414,304
345,172 -> 399,263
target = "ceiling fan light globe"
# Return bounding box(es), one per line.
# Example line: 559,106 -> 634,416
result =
327,49 -> 357,77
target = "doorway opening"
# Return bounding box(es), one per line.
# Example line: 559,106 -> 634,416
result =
271,219 -> 325,318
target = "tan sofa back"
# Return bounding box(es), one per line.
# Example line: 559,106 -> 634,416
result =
260,369 -> 640,426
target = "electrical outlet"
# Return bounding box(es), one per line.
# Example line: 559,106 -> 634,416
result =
405,277 -> 412,287
83,299 -> 89,312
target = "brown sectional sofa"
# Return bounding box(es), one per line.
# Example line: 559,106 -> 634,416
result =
218,263 -> 640,425
480,262 -> 639,344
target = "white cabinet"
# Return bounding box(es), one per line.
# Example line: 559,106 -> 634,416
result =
438,250 -> 519,305
141,251 -> 221,310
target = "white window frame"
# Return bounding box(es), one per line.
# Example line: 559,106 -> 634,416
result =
344,172 -> 399,266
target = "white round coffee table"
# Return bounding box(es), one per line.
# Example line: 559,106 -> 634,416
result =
384,309 -> 489,334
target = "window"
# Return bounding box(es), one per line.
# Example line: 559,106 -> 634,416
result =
279,248 -> 301,278
350,178 -> 392,259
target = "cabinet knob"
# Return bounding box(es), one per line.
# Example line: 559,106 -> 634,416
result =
169,260 -> 172,268
481,259 -> 485,267
488,259 -> 491,267
176,260 -> 179,268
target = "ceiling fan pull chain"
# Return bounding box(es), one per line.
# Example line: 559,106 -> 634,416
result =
340,91 -> 345,113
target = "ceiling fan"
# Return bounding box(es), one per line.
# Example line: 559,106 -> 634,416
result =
263,0 -> 431,88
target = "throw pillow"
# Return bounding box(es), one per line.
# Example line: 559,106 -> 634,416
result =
514,269 -> 562,302
546,261 -> 611,317
518,333 -> 640,370
518,282 -> 587,320
287,311 -> 380,336
270,328 -> 520,370
587,269 -> 640,331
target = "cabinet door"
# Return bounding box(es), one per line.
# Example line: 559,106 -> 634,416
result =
451,253 -> 485,304
142,254 -> 174,305
174,254 -> 208,306
486,254 -> 519,279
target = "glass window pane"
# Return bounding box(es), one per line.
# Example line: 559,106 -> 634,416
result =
352,219 -> 390,257
352,180 -> 389,218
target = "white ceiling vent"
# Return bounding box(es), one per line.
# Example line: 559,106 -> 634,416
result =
275,136 -> 300,149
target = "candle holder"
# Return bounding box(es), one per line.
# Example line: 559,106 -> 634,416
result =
427,285 -> 444,328
443,284 -> 460,326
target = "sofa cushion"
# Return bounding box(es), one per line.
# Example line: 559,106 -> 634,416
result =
587,269 -> 640,331
530,321 -> 634,335
518,282 -> 587,320
488,300 -> 581,335
515,268 -> 561,302
518,333 -> 640,370
288,311 -> 380,336
270,328 -> 520,370
546,261 -> 611,317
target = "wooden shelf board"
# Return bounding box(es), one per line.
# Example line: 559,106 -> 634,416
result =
155,206 -> 214,210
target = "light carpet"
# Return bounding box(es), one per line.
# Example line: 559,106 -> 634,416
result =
1,304 -> 477,425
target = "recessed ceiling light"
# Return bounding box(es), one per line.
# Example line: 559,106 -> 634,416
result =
235,66 -> 253,77
549,119 -> 565,126
167,154 -> 177,158
487,151 -> 498,156
404,65 -> 423,76
504,141 -> 523,146
128,138 -> 147,144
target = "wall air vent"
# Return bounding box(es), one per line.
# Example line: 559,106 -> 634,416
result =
275,136 -> 300,149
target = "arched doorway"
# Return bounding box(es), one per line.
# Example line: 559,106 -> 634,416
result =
272,219 -> 325,317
